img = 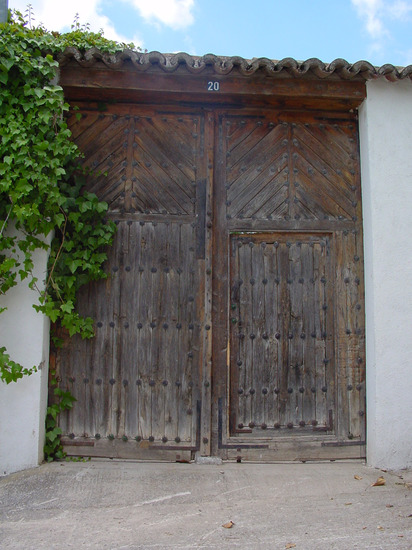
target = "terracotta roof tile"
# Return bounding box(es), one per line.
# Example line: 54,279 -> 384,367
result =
58,48 -> 412,82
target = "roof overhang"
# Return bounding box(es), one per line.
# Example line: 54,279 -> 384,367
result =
58,50 -> 412,112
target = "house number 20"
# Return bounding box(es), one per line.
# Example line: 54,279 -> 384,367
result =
207,81 -> 220,91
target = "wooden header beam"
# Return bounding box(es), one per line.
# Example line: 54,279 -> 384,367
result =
60,63 -> 366,111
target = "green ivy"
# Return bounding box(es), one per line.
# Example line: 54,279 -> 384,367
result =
44,367 -> 77,462
0,9 -> 137,384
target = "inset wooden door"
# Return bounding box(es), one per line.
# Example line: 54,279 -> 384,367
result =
229,232 -> 335,434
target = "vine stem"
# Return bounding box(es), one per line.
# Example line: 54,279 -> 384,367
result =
44,208 -> 67,302
0,201 -> 14,239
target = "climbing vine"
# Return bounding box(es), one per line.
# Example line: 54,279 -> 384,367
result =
44,367 -> 77,461
0,9 -> 137,385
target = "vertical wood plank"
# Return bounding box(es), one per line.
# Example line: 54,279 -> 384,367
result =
124,220 -> 140,440
134,221 -> 145,440
250,240 -> 265,427
301,241 -> 315,425
161,223 -> 175,443
313,240 -> 327,427
180,221 -> 195,444
288,241 -> 303,426
149,222 -> 162,440
117,221 -> 130,439
138,221 -> 154,440
199,111 -> 212,455
278,241 -> 290,428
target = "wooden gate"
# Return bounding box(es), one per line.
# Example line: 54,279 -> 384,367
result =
55,104 -> 365,461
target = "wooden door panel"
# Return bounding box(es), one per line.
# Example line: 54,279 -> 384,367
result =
57,219 -> 202,455
230,233 -> 335,434
223,116 -> 361,223
214,112 -> 365,461
56,108 -> 206,459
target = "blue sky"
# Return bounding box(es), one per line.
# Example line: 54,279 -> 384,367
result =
10,0 -> 412,66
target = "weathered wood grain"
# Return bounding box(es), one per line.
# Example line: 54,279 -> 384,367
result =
55,108 -> 207,458
55,101 -> 365,461
61,66 -> 366,112
217,111 -> 365,459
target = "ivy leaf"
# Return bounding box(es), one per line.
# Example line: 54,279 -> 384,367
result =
46,427 -> 62,442
60,300 -> 74,314
34,140 -> 49,151
54,212 -> 65,227
38,301 -> 60,323
0,56 -> 14,72
67,259 -> 83,273
33,87 -> 44,98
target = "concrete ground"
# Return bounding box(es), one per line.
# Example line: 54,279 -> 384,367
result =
0,460 -> 411,550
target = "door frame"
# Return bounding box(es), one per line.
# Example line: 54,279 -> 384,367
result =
59,62 -> 367,460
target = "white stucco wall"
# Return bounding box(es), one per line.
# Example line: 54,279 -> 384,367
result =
0,235 -> 50,476
359,78 -> 412,471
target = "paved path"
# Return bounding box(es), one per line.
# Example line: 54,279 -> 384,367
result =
1,460 -> 411,549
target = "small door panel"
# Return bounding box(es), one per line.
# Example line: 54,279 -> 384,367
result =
229,232 -> 335,435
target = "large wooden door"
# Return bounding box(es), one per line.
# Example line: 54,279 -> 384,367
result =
212,113 -> 365,460
55,105 -> 365,461
56,106 -> 211,460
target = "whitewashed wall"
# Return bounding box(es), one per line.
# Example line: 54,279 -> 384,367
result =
0,235 -> 50,476
359,78 -> 412,471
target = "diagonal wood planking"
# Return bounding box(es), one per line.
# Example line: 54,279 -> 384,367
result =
226,120 -> 290,219
292,124 -> 356,220
131,116 -> 197,215
68,111 -> 199,216
223,118 -> 359,222
55,108 -> 206,458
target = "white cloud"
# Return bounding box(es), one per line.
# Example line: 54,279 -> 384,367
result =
183,34 -> 197,55
10,0 -> 142,46
351,0 -> 386,38
125,0 -> 195,30
387,0 -> 412,18
351,0 -> 412,38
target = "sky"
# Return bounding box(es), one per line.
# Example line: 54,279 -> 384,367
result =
9,0 -> 412,66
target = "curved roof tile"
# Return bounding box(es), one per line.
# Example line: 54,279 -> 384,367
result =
58,48 -> 412,82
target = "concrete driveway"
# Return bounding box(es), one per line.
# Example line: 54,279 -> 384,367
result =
0,460 -> 411,549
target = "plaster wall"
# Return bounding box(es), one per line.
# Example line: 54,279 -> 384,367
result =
0,233 -> 50,476
359,78 -> 412,470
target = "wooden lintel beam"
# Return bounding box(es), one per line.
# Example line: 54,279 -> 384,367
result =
60,66 -> 366,106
